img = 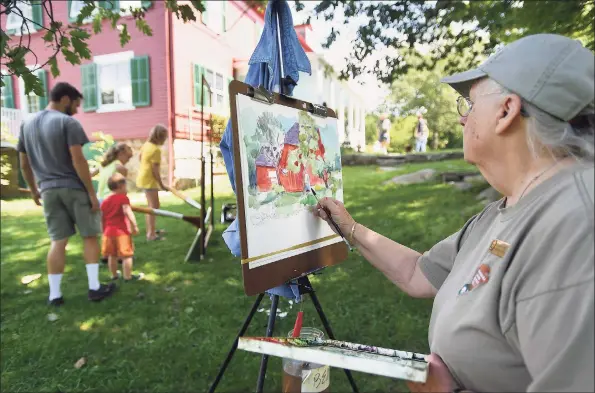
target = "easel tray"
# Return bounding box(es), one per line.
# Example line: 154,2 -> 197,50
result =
238,337 -> 429,383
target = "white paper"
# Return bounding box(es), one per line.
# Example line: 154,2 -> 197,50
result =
302,366 -> 330,393
236,95 -> 344,267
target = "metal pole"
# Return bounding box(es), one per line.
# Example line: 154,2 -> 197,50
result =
255,295 -> 279,393
274,1 -> 286,94
207,293 -> 265,393
199,76 -> 206,259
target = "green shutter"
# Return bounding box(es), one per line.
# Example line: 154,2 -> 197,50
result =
131,55 -> 150,107
81,63 -> 98,112
32,2 -> 43,31
99,0 -> 120,11
203,68 -> 211,107
141,0 -> 153,9
1,75 -> 15,109
68,0 -> 77,22
202,2 -> 208,25
37,69 -> 48,109
222,1 -> 226,32
193,64 -> 203,107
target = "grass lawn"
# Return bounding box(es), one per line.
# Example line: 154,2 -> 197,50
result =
1,159 -> 484,392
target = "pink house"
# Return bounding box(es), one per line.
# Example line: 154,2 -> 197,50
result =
0,0 -> 277,187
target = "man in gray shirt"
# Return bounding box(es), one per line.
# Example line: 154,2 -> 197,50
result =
18,82 -> 117,305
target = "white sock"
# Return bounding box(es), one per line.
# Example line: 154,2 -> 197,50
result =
48,273 -> 63,301
85,263 -> 100,291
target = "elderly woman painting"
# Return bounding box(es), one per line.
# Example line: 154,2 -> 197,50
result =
315,34 -> 594,392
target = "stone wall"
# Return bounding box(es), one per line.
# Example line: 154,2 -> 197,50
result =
120,138 -> 169,191
341,151 -> 464,166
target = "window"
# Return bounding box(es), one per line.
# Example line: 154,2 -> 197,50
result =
18,67 -> 48,115
69,0 -> 98,23
94,51 -> 134,113
202,1 -> 225,34
6,1 -> 36,35
81,52 -> 150,113
193,64 -> 229,115
120,0 -> 143,16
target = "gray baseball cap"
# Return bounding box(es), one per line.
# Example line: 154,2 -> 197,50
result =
441,34 -> 594,121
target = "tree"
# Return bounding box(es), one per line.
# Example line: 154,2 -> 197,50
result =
303,0 -> 594,83
1,0 -> 263,95
388,63 -> 462,150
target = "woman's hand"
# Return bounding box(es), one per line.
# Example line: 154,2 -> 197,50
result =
313,197 -> 356,236
407,353 -> 457,393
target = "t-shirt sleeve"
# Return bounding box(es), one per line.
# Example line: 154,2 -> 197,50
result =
418,212 -> 480,290
65,118 -> 89,147
16,122 -> 26,153
149,146 -> 162,165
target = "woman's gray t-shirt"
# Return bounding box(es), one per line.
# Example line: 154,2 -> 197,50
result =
419,163 -> 594,392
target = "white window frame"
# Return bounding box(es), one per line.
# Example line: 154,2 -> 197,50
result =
94,51 -> 135,113
18,65 -> 43,116
203,1 -> 224,35
6,1 -> 36,36
201,68 -> 228,116
69,0 -> 98,23
119,0 -> 143,17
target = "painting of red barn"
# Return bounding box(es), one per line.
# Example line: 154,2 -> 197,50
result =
277,123 -> 304,192
235,94 -> 344,267
255,147 -> 279,192
277,123 -> 326,192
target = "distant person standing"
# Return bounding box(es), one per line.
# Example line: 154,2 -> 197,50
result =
17,82 -> 117,306
378,114 -> 391,154
415,113 -> 429,152
136,124 -> 168,241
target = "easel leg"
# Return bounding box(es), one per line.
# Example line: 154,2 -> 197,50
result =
307,280 -> 360,393
208,293 -> 265,393
255,294 -> 279,393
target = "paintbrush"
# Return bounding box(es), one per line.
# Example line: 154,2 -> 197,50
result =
306,186 -> 352,251
254,337 -> 427,362
131,206 -> 203,229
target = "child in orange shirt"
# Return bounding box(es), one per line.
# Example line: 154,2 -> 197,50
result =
101,173 -> 144,281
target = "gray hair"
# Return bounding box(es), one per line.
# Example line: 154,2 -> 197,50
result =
484,79 -> 594,161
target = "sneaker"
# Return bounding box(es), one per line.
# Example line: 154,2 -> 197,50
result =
111,271 -> 121,281
88,283 -> 117,302
124,273 -> 145,282
48,297 -> 64,306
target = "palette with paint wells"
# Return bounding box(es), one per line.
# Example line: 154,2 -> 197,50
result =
238,337 -> 429,383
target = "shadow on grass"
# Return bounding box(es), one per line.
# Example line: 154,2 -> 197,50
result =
1,160 -> 484,392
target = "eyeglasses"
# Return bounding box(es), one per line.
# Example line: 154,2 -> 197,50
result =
457,92 -> 529,117
457,92 -> 502,117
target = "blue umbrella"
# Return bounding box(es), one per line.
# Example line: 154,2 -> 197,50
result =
219,0 -> 311,301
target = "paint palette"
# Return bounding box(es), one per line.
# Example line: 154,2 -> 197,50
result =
238,337 -> 429,383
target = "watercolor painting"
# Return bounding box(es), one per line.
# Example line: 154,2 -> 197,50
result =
235,94 -> 343,267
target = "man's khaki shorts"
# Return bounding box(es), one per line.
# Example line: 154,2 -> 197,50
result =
41,188 -> 101,241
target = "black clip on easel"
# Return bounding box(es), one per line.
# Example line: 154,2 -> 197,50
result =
207,274 -> 359,393
208,4 -> 358,392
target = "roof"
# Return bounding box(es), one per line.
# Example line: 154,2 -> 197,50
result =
255,150 -> 276,167
284,123 -> 300,145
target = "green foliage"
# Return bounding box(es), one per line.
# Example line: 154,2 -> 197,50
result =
303,0 -> 595,83
388,115 -> 417,153
0,128 -> 18,187
210,114 -> 228,140
365,113 -> 380,145
388,63 -> 462,151
86,131 -> 114,172
0,0 -> 207,94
